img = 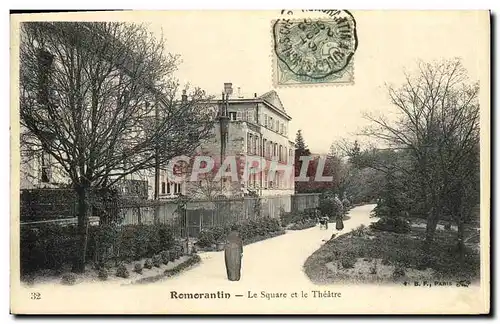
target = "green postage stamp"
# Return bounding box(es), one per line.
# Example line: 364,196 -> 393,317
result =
272,10 -> 358,87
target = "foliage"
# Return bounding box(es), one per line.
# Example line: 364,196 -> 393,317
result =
369,260 -> 378,274
392,264 -> 406,279
143,259 -> 153,269
20,224 -> 78,275
370,217 -> 411,234
134,263 -> 143,274
20,223 -> 176,276
116,263 -> 130,278
97,267 -> 108,280
280,209 -> 317,227
318,192 -> 344,219
305,224 -> 480,284
152,254 -> 162,268
160,251 -> 170,265
340,254 -> 356,269
60,273 -> 77,285
288,220 -> 317,231
164,254 -> 202,277
351,224 -> 368,237
196,229 -> 215,248
362,59 -> 480,253
195,217 -> 282,249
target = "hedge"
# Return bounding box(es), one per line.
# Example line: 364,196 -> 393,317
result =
195,217 -> 282,248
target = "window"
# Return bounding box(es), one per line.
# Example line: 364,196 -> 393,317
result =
284,146 -> 287,163
161,182 -> 166,194
262,138 -> 266,157
229,112 -> 237,121
275,171 -> 280,188
236,111 -> 242,120
264,171 -> 268,188
264,114 -> 268,127
279,145 -> 283,161
274,143 -> 278,157
247,134 -> 253,154
248,110 -> 254,123
166,183 -> 171,194
269,117 -> 273,129
253,136 -> 257,155
174,183 -> 181,194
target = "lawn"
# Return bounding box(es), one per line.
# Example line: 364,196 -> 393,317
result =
304,222 -> 481,285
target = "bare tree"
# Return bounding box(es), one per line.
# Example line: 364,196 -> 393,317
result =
20,22 -> 216,272
363,58 -> 480,252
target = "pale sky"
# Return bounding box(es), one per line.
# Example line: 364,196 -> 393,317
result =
143,10 -> 487,153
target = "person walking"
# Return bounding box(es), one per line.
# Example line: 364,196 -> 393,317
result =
224,224 -> 243,281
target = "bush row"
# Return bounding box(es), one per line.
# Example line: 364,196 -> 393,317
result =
369,217 -> 411,234
280,209 -> 317,227
20,223 -> 178,275
196,217 -> 282,248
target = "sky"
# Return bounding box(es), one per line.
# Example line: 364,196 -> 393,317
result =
142,10 -> 487,153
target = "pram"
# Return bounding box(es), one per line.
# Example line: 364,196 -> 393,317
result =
318,216 -> 329,230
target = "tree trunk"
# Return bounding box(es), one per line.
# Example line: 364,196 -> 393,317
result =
423,209 -> 439,251
73,184 -> 90,273
457,215 -> 466,265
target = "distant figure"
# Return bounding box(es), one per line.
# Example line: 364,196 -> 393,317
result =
335,214 -> 344,231
319,216 -> 329,230
224,225 -> 243,281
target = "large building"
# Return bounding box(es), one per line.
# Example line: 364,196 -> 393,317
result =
20,82 -> 296,201
158,83 -> 295,200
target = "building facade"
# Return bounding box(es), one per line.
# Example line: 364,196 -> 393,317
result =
158,84 -> 295,200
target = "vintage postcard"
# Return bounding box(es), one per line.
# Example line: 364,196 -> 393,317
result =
10,10 -> 490,315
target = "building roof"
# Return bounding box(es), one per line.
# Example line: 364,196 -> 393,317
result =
214,89 -> 292,120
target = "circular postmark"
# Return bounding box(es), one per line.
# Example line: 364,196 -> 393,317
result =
273,11 -> 358,80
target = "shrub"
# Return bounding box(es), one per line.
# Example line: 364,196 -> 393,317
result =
369,260 -> 378,274
152,254 -> 162,268
116,264 -> 130,278
20,224 -> 79,275
211,226 -> 227,244
134,263 -> 143,274
342,198 -> 351,209
20,221 -> 177,277
144,259 -> 153,269
160,251 -> 170,265
97,268 -> 108,281
370,217 -> 411,234
60,273 -> 77,285
197,229 -> 216,248
169,249 -> 177,262
318,193 -> 344,219
393,264 -> 406,279
351,224 -> 368,237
